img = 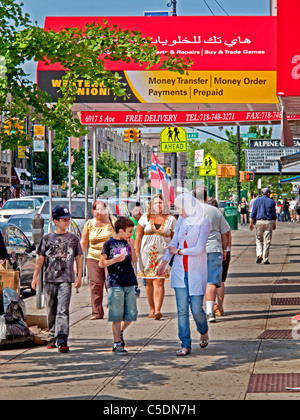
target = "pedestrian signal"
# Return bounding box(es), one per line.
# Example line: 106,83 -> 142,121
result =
245,172 -> 254,181
166,167 -> 171,177
124,128 -> 135,143
239,171 -> 245,182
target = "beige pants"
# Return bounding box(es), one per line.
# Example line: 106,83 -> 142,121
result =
255,220 -> 274,262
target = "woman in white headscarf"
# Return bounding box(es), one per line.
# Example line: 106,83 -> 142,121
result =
157,193 -> 211,356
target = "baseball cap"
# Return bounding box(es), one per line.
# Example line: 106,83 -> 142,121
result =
52,205 -> 73,220
262,188 -> 271,195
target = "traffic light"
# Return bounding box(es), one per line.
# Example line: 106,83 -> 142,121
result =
245,172 -> 254,181
166,167 -> 171,177
240,171 -> 254,182
124,128 -> 134,143
133,128 -> 141,143
4,118 -> 24,135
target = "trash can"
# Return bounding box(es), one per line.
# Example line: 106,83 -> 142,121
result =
224,202 -> 239,230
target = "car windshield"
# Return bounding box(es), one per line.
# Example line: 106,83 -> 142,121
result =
9,217 -> 33,231
2,200 -> 35,210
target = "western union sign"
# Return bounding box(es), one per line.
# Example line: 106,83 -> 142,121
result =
160,127 -> 187,153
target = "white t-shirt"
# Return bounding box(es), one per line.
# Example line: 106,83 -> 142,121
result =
202,203 -> 231,254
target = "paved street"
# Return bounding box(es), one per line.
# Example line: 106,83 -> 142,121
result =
1,222 -> 300,400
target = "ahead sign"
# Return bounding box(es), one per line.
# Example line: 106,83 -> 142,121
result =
160,127 -> 187,153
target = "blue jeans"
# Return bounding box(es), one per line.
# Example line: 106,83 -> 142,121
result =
174,272 -> 208,352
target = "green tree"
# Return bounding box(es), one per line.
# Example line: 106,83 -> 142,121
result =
0,0 -> 192,150
187,137 -> 236,198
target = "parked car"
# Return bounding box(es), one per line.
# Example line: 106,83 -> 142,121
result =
0,198 -> 41,221
39,197 -> 133,232
23,195 -> 48,205
0,222 -> 36,291
7,213 -> 81,242
38,198 -> 93,232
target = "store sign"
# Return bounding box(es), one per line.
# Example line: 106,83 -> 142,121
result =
277,0 -> 300,96
249,139 -> 300,148
125,70 -> 277,104
38,16 -> 277,104
81,111 -> 300,126
245,147 -> 300,174
39,16 -> 276,71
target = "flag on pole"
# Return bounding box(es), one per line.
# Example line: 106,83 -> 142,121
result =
21,185 -> 26,197
150,152 -> 175,205
133,150 -> 144,201
9,185 -> 16,198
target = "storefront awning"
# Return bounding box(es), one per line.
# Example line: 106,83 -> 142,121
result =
11,167 -> 31,186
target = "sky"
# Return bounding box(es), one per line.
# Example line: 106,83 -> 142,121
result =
19,0 -> 280,139
22,0 -> 271,24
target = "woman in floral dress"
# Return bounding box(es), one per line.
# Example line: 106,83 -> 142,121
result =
135,194 -> 176,320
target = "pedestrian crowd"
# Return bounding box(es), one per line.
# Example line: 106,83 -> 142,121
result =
32,186 -> 282,357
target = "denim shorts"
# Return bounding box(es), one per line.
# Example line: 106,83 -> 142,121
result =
108,286 -> 137,322
207,252 -> 223,288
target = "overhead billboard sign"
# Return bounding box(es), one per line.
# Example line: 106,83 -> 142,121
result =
277,0 -> 300,96
37,16 -> 277,104
81,111 -> 300,126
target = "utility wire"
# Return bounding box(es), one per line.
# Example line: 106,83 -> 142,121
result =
203,0 -> 215,15
214,0 -> 230,16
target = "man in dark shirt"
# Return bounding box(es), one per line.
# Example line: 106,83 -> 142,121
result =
249,188 -> 276,264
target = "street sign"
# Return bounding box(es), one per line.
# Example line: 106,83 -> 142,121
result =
160,127 -> 187,153
187,132 -> 199,139
194,149 -> 204,167
243,133 -> 257,138
199,153 -> 218,176
144,11 -> 170,16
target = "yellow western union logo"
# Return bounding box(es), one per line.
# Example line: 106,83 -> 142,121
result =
51,79 -> 110,96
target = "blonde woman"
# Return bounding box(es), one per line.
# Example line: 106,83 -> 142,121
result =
80,200 -> 115,320
135,194 -> 176,320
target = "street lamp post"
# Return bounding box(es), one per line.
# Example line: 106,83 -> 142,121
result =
167,0 -> 177,16
167,1 -> 178,191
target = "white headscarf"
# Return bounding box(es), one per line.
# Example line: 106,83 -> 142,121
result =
174,192 -> 204,226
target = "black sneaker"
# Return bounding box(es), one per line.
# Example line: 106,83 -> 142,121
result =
256,256 -> 263,264
112,345 -> 128,355
207,313 -> 216,323
120,331 -> 125,348
58,343 -> 69,353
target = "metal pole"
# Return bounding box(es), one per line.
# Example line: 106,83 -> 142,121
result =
167,0 -> 177,16
93,127 -> 97,202
168,1 -> 177,188
236,125 -> 241,206
68,137 -> 72,211
85,133 -> 89,221
128,141 -> 131,197
48,129 -> 53,232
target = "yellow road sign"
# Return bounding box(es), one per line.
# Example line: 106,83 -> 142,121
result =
160,127 -> 187,153
199,153 -> 218,176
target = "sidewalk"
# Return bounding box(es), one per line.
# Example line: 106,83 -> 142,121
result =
1,222 -> 300,400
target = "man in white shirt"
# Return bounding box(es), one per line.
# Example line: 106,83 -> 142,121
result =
289,197 -> 296,222
194,186 -> 231,322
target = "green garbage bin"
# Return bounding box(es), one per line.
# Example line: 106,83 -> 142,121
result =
224,202 -> 239,230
